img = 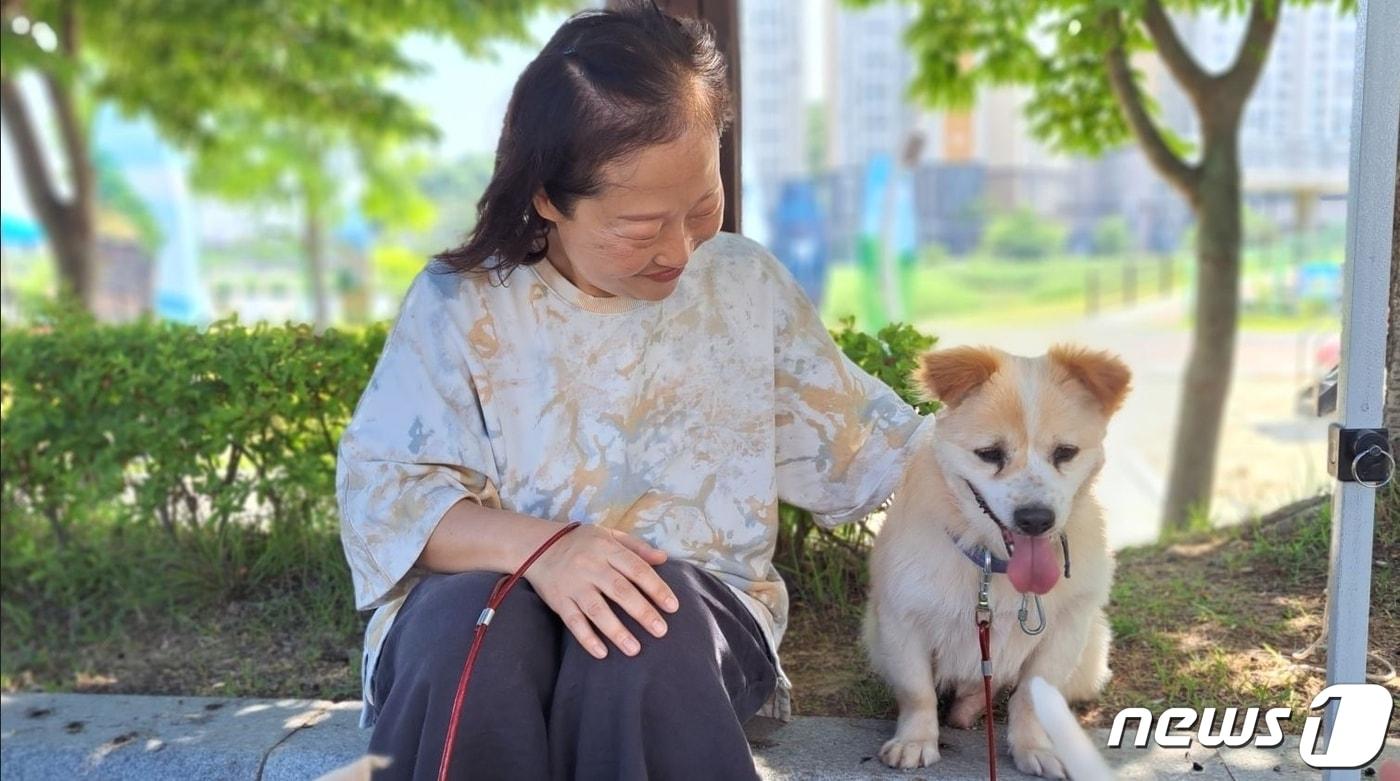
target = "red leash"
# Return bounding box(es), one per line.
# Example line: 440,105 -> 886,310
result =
977,617 -> 998,781
436,521 -> 583,781
975,551 -> 998,781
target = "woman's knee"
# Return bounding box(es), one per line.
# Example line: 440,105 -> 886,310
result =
394,572 -> 496,647
370,573 -> 559,777
647,560 -> 777,714
392,572 -> 558,681
650,560 -> 760,648
554,559 -> 774,736
581,561 -> 738,680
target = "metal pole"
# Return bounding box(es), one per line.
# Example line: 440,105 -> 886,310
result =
1323,0 -> 1398,778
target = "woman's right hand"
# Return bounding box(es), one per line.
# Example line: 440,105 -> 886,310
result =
525,524 -> 679,659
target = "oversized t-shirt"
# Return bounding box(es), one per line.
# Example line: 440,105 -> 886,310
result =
336,232 -> 933,728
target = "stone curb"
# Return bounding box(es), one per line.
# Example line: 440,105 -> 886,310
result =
3,693 -> 1395,779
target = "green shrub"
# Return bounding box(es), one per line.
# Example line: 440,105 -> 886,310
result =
827,316 -> 938,415
1092,216 -> 1132,256
980,207 -> 1067,261
0,308 -> 386,544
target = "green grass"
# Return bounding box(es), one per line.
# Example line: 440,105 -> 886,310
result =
819,245 -> 1346,333
1094,492 -> 1399,730
821,254 -> 1189,329
0,509 -> 363,699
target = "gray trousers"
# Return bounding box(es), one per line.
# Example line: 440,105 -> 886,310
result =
366,559 -> 779,780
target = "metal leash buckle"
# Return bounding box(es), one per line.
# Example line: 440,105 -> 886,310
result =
976,550 -> 993,626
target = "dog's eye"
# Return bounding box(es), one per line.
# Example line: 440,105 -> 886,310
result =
975,447 -> 1006,467
1053,445 -> 1080,466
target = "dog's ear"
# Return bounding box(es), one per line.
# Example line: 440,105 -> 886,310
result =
915,347 -> 1002,408
1048,345 -> 1132,415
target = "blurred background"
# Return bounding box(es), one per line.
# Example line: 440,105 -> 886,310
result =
0,1 -> 1350,541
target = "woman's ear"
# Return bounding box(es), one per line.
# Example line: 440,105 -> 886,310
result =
915,346 -> 1003,408
532,190 -> 565,223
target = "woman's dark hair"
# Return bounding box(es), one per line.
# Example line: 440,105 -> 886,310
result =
433,1 -> 732,277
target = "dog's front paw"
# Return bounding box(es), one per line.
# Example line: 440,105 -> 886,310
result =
879,734 -> 941,769
1011,742 -> 1067,779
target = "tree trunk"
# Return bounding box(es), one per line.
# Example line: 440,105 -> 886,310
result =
303,193 -> 330,331
1161,137 -> 1242,531
0,77 -> 97,309
47,211 -> 97,307
340,245 -> 372,324
1381,144 -> 1399,525
1385,146 -> 1399,460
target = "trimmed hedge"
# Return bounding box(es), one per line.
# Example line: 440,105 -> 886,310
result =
1,310 -> 386,543
1,310 -> 935,560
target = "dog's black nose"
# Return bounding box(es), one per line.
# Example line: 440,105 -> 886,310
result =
1013,505 -> 1055,535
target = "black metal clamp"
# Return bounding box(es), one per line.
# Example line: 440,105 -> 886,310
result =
1328,424 -> 1395,488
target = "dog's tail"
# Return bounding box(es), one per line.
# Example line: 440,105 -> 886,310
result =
1028,677 -> 1115,781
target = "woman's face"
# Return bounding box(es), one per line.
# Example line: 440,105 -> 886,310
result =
533,124 -> 724,301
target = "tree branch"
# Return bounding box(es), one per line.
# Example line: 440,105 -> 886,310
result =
0,78 -> 65,228
42,72 -> 92,207
44,0 -> 92,210
1141,0 -> 1211,102
57,0 -> 76,55
1103,12 -> 1199,202
1220,0 -> 1281,101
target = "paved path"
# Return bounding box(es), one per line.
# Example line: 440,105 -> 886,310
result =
922,297 -> 1336,548
5,692 -> 1395,780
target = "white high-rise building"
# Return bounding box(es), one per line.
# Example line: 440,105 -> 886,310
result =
1159,4 -> 1353,185
827,2 -> 1071,183
740,0 -> 808,207
827,0 -> 942,169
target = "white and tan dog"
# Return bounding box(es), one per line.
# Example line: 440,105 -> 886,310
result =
865,345 -> 1130,778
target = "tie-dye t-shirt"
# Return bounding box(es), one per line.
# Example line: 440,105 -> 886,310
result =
336,232 -> 932,728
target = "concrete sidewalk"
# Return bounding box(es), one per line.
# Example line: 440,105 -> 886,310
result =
2,692 -> 1394,779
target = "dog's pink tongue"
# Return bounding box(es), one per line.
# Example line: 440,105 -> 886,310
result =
1007,534 -> 1060,595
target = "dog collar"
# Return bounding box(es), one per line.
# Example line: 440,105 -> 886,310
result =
948,531 -> 1010,573
947,531 -> 1072,579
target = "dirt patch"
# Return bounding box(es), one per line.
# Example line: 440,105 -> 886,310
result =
1086,497 -> 1399,732
781,604 -> 894,719
2,599 -> 364,702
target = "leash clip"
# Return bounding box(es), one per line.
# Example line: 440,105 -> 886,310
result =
975,550 -> 993,625
1018,593 -> 1046,635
